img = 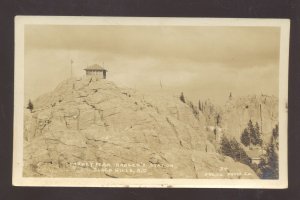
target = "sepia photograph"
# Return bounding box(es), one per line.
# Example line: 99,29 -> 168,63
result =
13,16 -> 289,188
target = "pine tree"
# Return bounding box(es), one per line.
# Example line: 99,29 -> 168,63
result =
188,101 -> 199,118
214,128 -> 217,140
258,124 -> 279,179
27,99 -> 34,112
240,128 -> 251,147
240,120 -> 254,147
220,135 -> 250,165
240,120 -> 262,147
220,135 -> 232,157
248,120 -> 255,138
198,100 -> 202,111
272,124 -> 279,149
179,92 -> 185,103
259,143 -> 278,179
215,114 -> 221,126
272,124 -> 279,139
254,122 -> 263,146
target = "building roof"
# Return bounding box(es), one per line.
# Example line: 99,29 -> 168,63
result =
84,64 -> 107,71
246,148 -> 262,159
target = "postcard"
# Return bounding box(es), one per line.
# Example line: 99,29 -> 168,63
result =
13,16 -> 289,188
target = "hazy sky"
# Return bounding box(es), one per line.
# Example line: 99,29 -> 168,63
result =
24,25 -> 280,104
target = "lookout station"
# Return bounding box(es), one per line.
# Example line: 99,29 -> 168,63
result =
84,64 -> 107,79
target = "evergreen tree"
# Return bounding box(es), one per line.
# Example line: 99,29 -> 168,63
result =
214,128 -> 217,140
240,120 -> 262,147
198,100 -> 202,111
258,124 -> 279,179
27,99 -> 34,112
272,124 -> 279,139
240,120 -> 254,147
248,119 -> 255,137
272,124 -> 279,149
179,92 -> 185,103
188,101 -> 199,118
240,128 -> 251,147
220,135 -> 232,157
259,144 -> 278,179
215,114 -> 221,126
220,135 -> 250,166
253,122 -> 263,146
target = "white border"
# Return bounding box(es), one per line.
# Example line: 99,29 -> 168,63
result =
13,16 -> 290,188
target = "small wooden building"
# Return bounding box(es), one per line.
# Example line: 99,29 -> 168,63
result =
84,64 -> 107,79
246,148 -> 263,165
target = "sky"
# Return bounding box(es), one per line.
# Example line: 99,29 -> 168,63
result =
24,25 -> 280,105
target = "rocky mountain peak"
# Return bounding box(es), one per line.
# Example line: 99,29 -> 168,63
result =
24,76 -> 258,178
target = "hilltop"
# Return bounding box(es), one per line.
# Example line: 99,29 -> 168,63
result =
24,76 -> 258,178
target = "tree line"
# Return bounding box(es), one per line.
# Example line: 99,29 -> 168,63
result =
219,121 -> 279,179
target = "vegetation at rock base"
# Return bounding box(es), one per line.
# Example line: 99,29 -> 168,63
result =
27,99 -> 34,112
179,93 -> 200,119
178,92 -> 279,179
271,124 -> 279,149
179,92 -> 185,103
198,100 -> 204,112
219,134 -> 267,178
219,135 -> 251,166
240,120 -> 263,147
215,113 -> 221,126
187,101 -> 199,119
258,124 -> 279,179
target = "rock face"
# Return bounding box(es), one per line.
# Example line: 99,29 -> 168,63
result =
24,76 -> 257,179
201,95 -> 278,143
222,95 -> 278,142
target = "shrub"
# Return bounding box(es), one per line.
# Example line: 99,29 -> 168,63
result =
27,99 -> 34,112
